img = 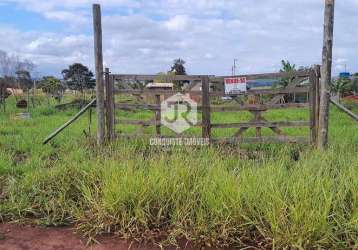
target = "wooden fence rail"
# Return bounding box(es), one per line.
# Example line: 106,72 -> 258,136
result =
112,70 -> 311,82
114,103 -> 309,112
211,121 -> 310,129
114,87 -> 310,96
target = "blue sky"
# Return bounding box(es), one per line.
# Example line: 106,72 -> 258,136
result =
0,4 -> 62,32
0,0 -> 357,77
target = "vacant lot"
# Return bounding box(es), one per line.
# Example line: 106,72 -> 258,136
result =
0,97 -> 357,249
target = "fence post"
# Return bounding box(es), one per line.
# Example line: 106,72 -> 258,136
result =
318,0 -> 335,149
315,65 -> 321,143
1,87 -> 6,112
309,68 -> 317,145
105,68 -> 115,141
201,76 -> 211,141
111,75 -> 116,136
93,4 -> 105,145
155,94 -> 161,137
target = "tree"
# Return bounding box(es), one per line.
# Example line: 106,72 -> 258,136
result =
348,76 -> 358,95
0,77 -> 11,107
170,58 -> 187,90
170,58 -> 186,75
132,81 -> 146,90
0,50 -> 35,78
16,70 -> 33,89
61,63 -> 95,93
39,76 -> 65,103
0,50 -> 35,94
278,60 -> 296,87
15,59 -> 35,76
0,50 -> 11,77
330,77 -> 351,101
154,71 -> 176,83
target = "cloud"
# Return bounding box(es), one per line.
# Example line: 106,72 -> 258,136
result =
42,10 -> 89,26
164,15 -> 190,31
0,26 -> 92,75
0,0 -> 357,76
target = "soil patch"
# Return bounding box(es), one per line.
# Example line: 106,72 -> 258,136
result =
0,223 -> 196,250
12,150 -> 28,164
344,95 -> 358,101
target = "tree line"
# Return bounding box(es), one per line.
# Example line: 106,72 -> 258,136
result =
0,50 -> 95,103
1,50 -> 357,104
279,60 -> 358,99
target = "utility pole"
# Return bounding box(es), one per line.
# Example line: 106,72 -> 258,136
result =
318,0 -> 335,149
233,59 -> 238,76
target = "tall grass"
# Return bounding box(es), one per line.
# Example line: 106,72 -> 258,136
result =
0,97 -> 357,248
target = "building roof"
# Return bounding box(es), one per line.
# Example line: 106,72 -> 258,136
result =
247,79 -> 279,89
146,82 -> 174,88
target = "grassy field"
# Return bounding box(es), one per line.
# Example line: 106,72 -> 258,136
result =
0,96 -> 357,249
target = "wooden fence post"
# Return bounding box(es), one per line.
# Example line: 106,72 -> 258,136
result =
318,0 -> 335,149
155,94 -> 161,137
105,68 -> 115,141
309,68 -> 318,145
93,4 -> 105,145
111,75 -> 116,136
202,76 -> 211,140
314,65 -> 321,142
1,87 -> 5,112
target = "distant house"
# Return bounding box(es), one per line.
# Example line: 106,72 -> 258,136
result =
146,82 -> 174,90
184,80 -> 216,103
145,82 -> 174,103
186,80 -> 202,92
339,72 -> 351,79
247,79 -> 279,90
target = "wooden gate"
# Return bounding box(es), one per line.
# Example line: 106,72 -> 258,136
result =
103,67 -> 320,145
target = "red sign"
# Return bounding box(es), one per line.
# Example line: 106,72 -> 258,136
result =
224,77 -> 247,94
224,77 -> 247,85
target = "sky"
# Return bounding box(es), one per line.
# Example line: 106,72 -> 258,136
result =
0,0 -> 357,77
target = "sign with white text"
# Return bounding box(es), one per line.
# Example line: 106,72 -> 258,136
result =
224,77 -> 247,94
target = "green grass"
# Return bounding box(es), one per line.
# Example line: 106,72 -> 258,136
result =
0,96 -> 357,248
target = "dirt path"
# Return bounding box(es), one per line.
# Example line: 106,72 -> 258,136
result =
0,223 -> 186,250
